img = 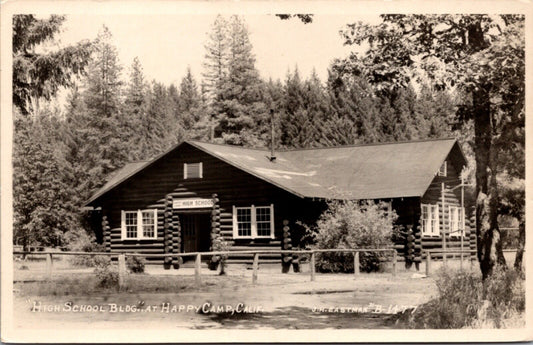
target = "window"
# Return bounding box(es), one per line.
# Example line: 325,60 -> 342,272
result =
233,204 -> 275,239
121,209 -> 158,240
421,203 -> 440,236
449,206 -> 465,237
184,162 -> 203,179
438,161 -> 447,177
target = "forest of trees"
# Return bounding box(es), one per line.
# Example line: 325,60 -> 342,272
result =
12,14 -> 524,277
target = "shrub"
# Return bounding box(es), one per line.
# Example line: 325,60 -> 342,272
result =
210,234 -> 229,274
93,256 -> 119,289
126,255 -> 146,273
402,267 -> 525,328
68,233 -> 106,267
310,200 -> 397,273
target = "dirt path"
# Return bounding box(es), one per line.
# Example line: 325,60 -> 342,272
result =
12,268 -> 436,329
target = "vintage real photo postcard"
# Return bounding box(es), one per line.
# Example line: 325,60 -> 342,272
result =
1,0 -> 532,342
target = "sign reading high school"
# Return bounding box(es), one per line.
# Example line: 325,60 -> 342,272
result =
172,198 -> 214,209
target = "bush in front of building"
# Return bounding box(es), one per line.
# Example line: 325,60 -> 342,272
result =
93,256 -> 119,288
399,267 -> 525,328
126,254 -> 146,273
210,234 -> 229,275
67,232 -> 106,267
309,199 -> 397,273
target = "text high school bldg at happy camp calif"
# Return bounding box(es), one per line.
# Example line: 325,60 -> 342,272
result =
84,138 -> 473,269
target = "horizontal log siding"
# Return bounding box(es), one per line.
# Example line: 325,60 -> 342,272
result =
420,158 -> 471,253
95,143 -> 308,262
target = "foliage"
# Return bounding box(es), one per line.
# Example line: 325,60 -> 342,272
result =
12,15 -> 93,115
93,256 -> 119,288
402,267 -> 524,328
310,200 -> 397,273
126,255 -> 146,273
210,233 -> 230,275
67,232 -> 106,267
13,109 -> 82,250
336,14 -> 525,278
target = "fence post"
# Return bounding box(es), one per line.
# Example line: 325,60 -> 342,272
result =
310,252 -> 316,282
46,253 -> 53,281
252,253 -> 259,284
118,254 -> 126,290
392,250 -> 397,277
425,252 -> 431,276
353,252 -> 360,278
195,253 -> 202,286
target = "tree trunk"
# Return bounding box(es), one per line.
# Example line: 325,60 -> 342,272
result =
469,22 -> 506,280
473,85 -> 506,280
514,219 -> 525,272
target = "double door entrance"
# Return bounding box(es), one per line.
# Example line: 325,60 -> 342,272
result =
180,213 -> 211,254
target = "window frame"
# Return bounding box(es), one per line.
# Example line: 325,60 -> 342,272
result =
183,162 -> 203,179
421,203 -> 440,236
121,209 -> 158,240
448,205 -> 466,237
232,204 -> 275,239
438,161 -> 447,177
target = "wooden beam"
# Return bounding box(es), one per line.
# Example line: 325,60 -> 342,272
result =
195,253 -> 202,286
118,254 -> 126,290
310,252 -> 316,282
353,252 -> 360,278
252,253 -> 259,284
46,253 -> 53,281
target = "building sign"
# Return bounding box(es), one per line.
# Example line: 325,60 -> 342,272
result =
172,198 -> 214,209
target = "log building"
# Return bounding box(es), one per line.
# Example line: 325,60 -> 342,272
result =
85,138 -> 473,267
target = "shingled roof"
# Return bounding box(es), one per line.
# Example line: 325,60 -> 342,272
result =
86,138 -> 466,204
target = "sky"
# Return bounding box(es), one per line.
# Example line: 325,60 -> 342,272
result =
58,13 -> 379,86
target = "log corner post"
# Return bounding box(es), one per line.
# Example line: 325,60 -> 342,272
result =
164,194 -> 173,270
171,207 -> 182,269
102,214 -> 111,253
281,219 -> 292,273
209,194 -> 222,271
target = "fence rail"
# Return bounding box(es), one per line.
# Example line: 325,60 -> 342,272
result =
13,248 -> 397,288
14,248 -> 519,288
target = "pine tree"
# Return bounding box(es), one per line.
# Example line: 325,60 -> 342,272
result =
179,67 -> 202,130
124,57 -> 149,160
202,15 -> 228,109
80,25 -> 128,184
216,15 -> 268,145
12,15 -> 92,115
280,67 -> 305,147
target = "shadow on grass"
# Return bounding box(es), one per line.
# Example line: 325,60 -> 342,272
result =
203,306 -> 398,329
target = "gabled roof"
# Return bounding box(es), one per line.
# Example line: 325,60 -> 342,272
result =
86,138 -> 467,205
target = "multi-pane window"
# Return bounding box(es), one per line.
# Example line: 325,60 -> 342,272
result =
449,206 -> 465,237
236,207 -> 252,237
121,209 -> 158,240
142,210 -> 156,238
233,204 -> 274,239
184,162 -> 203,179
421,204 -> 439,236
256,207 -> 272,237
124,211 -> 138,239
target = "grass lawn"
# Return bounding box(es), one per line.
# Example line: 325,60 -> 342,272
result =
12,259 -> 439,329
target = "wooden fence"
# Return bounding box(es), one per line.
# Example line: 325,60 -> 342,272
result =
13,248 -> 396,288
15,248 -> 518,288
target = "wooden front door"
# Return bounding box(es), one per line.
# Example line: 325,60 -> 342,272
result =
181,214 -> 211,253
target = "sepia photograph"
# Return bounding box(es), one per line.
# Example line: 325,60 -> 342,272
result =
1,1 -> 531,342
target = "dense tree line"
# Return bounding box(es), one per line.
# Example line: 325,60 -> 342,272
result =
12,15 -> 524,278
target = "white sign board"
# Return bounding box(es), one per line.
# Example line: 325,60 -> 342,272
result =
172,198 -> 214,209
